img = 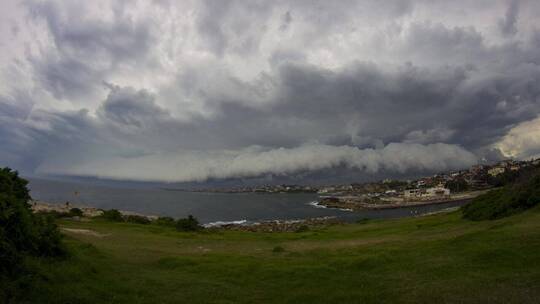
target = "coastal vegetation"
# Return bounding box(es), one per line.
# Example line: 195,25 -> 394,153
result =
462,167 -> 540,221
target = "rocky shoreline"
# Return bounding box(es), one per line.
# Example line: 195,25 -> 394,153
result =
30,200 -> 342,232
30,200 -> 159,220
208,217 -> 342,232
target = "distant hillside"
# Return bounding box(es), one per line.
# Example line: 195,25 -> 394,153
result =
462,166 -> 540,220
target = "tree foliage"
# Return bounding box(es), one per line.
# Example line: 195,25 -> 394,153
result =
0,168 -> 65,300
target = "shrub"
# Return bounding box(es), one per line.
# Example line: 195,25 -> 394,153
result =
125,215 -> 151,225
36,210 -> 69,218
295,225 -> 309,233
154,216 -> 176,227
101,209 -> 124,222
32,214 -> 66,257
176,215 -> 202,232
356,218 -> 370,224
272,246 -> 285,253
69,208 -> 84,217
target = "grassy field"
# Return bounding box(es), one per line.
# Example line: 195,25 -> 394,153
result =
17,206 -> 540,303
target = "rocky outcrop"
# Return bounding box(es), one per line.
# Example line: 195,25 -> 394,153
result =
214,216 -> 342,232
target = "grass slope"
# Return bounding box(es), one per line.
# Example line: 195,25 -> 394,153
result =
17,207 -> 540,304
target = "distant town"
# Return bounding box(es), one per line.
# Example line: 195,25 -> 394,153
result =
176,158 -> 540,210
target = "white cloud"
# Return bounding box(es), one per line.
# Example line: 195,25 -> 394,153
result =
496,115 -> 540,159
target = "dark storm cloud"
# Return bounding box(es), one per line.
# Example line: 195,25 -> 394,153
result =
499,0 -> 520,37
26,0 -> 157,100
97,84 -> 170,128
2,0 -> 540,182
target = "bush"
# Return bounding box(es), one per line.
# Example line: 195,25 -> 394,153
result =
176,215 -> 202,232
36,210 -> 69,218
295,225 -> 309,233
125,215 -> 151,225
356,218 -> 370,224
272,246 -> 285,253
69,208 -> 84,217
154,216 -> 176,227
0,167 -> 65,283
462,172 -> 540,221
101,209 -> 124,222
32,214 -> 66,257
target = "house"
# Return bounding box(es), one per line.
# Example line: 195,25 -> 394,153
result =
404,189 -> 422,198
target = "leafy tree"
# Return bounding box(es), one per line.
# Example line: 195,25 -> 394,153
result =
1,168 -> 65,300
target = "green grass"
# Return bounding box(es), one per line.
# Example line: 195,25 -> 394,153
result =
16,206 -> 540,303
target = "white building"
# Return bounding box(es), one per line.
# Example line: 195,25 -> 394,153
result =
404,186 -> 450,199
425,186 -> 450,197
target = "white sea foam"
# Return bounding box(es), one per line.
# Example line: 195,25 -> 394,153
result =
203,220 -> 248,228
307,201 -> 327,209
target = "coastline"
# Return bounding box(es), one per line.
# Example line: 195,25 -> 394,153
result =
313,190 -> 488,211
29,200 -> 342,232
29,200 -> 160,220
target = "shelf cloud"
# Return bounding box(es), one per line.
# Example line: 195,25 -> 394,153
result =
35,143 -> 477,183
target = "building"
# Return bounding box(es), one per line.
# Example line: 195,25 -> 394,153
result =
385,190 -> 397,196
425,186 -> 450,197
404,189 -> 421,198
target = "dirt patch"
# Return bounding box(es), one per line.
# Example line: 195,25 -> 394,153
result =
62,228 -> 111,238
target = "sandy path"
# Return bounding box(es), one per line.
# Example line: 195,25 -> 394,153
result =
62,228 -> 110,237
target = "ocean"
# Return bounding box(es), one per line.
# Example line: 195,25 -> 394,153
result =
28,178 -> 470,224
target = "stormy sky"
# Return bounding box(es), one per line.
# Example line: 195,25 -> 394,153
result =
1,0 -> 540,183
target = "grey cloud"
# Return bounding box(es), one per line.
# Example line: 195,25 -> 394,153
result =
32,56 -> 102,100
28,1 -> 155,63
279,11 -> 292,31
196,0 -> 273,57
97,84 -> 169,128
498,0 -> 520,37
26,0 -> 157,100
